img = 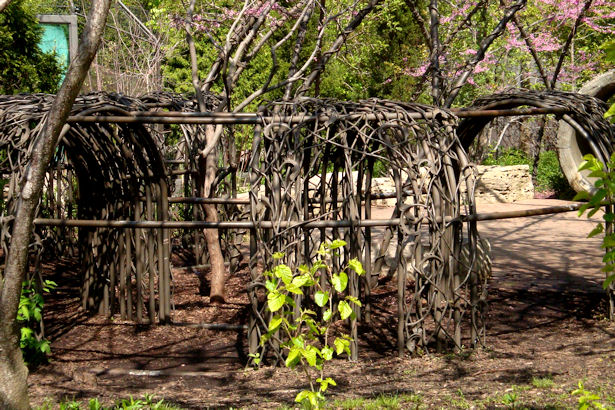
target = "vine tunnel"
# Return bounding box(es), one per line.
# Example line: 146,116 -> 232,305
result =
0,87 -> 613,360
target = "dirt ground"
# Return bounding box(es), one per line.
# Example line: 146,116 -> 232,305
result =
28,199 -> 615,409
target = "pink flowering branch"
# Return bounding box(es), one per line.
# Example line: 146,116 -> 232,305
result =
444,0 -> 527,107
511,15 -> 550,88
550,0 -> 593,89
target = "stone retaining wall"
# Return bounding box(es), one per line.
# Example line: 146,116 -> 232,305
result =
238,165 -> 534,206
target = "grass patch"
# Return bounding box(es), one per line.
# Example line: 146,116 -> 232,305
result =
532,376 -> 555,389
328,392 -> 422,409
331,397 -> 367,409
364,393 -> 400,409
36,394 -> 183,410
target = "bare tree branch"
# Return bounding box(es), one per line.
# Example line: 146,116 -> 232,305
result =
406,0 -> 431,48
443,0 -> 487,45
550,0 -> 593,89
429,0 -> 442,105
444,0 -> 526,107
511,14 -> 550,89
298,0 -> 384,95
117,0 -> 157,42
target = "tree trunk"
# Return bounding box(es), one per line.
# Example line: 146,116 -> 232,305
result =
531,118 -> 546,187
0,1 -> 111,407
200,127 -> 227,304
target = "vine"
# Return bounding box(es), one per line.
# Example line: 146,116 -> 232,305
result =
253,240 -> 364,409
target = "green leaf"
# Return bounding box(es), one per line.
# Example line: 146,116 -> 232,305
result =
605,214 -> 615,223
292,336 -> 305,349
573,191 -> 591,201
605,103 -> 615,120
305,318 -> 320,335
601,264 -> 615,272
286,347 -> 301,368
295,390 -> 310,403
588,170 -> 607,179
19,305 -> 30,321
348,258 -> 365,275
248,353 -> 261,365
308,391 -> 320,408
314,291 -> 329,307
601,40 -> 615,63
310,260 -> 327,274
265,279 -> 277,292
346,295 -> 362,307
302,346 -> 317,367
602,235 -> 615,248
273,264 -> 293,285
329,239 -> 347,249
588,223 -> 604,238
321,346 -> 334,361
302,309 -> 317,316
39,340 -> 51,354
267,291 -> 286,312
589,189 -> 607,205
285,294 -> 296,308
285,283 -> 304,295
323,308 -> 333,322
334,337 -> 350,355
332,272 -> 348,293
338,300 -> 353,320
602,250 -> 615,263
20,327 -> 33,339
317,377 -> 337,392
578,203 -> 591,216
588,206 -> 602,218
317,243 -> 328,256
604,274 -> 615,290
291,273 -> 312,288
260,333 -> 271,345
268,316 -> 283,332
272,252 -> 285,260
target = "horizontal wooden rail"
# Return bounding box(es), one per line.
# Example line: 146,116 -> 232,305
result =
26,202 -> 591,229
66,107 -> 571,125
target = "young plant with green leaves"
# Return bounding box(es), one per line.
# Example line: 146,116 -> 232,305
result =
18,279 -> 57,366
572,381 -> 605,410
575,151 -> 615,321
257,240 -> 364,409
575,78 -> 615,300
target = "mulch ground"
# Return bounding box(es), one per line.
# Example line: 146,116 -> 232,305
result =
28,200 -> 615,409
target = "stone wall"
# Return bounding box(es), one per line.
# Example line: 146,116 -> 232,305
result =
470,165 -> 534,203
238,165 -> 534,206
370,165 -> 534,205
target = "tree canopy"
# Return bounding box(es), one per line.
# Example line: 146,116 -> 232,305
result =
0,0 -> 63,94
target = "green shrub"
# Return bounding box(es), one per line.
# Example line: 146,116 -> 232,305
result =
482,148 -> 531,167
482,148 -> 572,195
18,279 -> 56,366
535,150 -> 572,195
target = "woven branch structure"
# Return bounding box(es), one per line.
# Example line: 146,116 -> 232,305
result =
0,89 -> 612,359
248,98 -> 483,360
458,90 -> 615,161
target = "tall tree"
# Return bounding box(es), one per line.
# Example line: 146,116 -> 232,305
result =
163,0 -> 383,302
0,1 -> 111,408
0,0 -> 64,94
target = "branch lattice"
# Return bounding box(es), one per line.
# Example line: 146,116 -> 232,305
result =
248,98 -> 484,360
0,92 -> 172,322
